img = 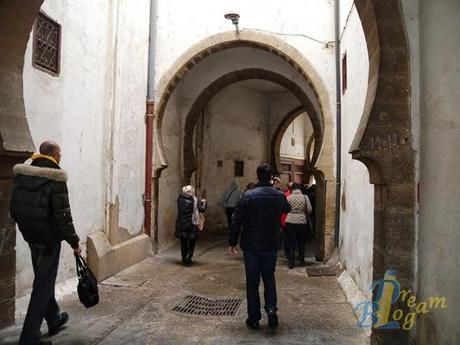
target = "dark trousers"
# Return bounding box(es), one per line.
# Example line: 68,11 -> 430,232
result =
225,207 -> 235,228
19,243 -> 61,345
285,223 -> 307,265
243,250 -> 278,322
180,238 -> 196,262
281,228 -> 290,258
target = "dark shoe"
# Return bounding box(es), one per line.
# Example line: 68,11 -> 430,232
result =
183,258 -> 193,266
267,310 -> 279,329
245,318 -> 260,329
48,312 -> 69,336
288,262 -> 295,269
298,260 -> 306,266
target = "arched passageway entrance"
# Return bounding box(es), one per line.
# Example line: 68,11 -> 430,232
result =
270,108 -> 328,261
152,32 -> 337,264
152,6 -> 415,341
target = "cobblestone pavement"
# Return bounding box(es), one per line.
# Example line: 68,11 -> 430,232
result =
0,235 -> 369,345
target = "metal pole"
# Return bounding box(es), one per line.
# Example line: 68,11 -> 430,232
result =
334,0 -> 342,247
145,0 -> 157,238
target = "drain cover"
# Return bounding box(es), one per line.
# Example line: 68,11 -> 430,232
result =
172,295 -> 241,316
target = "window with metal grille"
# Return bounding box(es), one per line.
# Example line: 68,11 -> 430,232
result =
234,161 -> 244,177
33,12 -> 61,76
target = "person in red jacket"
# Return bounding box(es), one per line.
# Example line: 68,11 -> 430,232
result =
280,183 -> 292,258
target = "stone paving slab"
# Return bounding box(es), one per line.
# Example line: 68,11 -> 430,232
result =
0,235 -> 369,345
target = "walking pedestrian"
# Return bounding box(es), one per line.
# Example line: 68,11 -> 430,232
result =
220,181 -> 241,230
10,141 -> 81,345
285,183 -> 312,269
175,185 -> 207,266
280,183 -> 292,258
229,163 -> 291,330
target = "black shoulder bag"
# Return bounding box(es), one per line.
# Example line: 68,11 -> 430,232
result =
76,255 -> 99,308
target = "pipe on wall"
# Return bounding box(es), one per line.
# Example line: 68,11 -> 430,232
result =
144,0 -> 157,237
144,101 -> 154,237
334,0 -> 342,247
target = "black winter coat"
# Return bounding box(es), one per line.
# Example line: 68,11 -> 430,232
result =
10,158 -> 80,248
229,181 -> 291,251
175,193 -> 206,240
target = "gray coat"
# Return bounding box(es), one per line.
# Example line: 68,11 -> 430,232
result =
285,190 -> 312,224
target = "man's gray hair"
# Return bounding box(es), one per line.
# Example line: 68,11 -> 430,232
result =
39,141 -> 60,156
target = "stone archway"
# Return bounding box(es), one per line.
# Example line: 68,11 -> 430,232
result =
0,0 -> 42,329
270,105 -> 317,173
152,31 -> 332,174
180,69 -> 336,260
152,32 -> 335,252
269,105 -> 332,261
351,1 -> 414,344
182,69 -> 323,183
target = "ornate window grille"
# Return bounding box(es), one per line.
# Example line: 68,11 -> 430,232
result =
33,12 -> 61,76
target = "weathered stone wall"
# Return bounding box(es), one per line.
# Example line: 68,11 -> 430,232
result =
197,83 -> 274,231
0,157 -> 24,328
352,0 -> 416,343
417,0 -> 460,343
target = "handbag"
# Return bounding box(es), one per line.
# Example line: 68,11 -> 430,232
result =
76,255 -> 99,308
197,213 -> 205,231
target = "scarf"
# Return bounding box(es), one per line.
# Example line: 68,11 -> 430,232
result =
192,196 -> 200,226
31,154 -> 59,165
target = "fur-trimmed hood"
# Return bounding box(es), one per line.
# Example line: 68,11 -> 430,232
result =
13,164 -> 68,182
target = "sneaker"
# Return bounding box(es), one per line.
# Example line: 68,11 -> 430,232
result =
48,312 -> 69,336
266,310 -> 278,329
245,318 -> 260,329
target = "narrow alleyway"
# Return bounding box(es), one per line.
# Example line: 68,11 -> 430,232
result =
0,235 -> 368,345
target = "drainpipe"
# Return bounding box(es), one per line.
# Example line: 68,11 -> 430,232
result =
144,0 -> 157,238
334,0 -> 342,247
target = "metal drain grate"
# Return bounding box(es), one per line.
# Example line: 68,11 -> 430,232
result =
172,295 -> 241,316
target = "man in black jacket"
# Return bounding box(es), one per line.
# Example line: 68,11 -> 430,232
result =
229,163 -> 291,330
10,141 -> 81,345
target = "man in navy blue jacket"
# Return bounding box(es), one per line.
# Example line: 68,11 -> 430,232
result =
229,163 -> 291,330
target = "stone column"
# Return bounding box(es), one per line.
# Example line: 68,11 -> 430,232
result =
0,156 -> 26,328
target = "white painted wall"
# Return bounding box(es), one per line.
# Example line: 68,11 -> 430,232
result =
154,0 -> 335,92
280,113 -> 312,160
19,0 -> 150,296
198,83 -> 271,231
417,0 -> 460,343
338,3 -> 374,297
105,0 -> 150,235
